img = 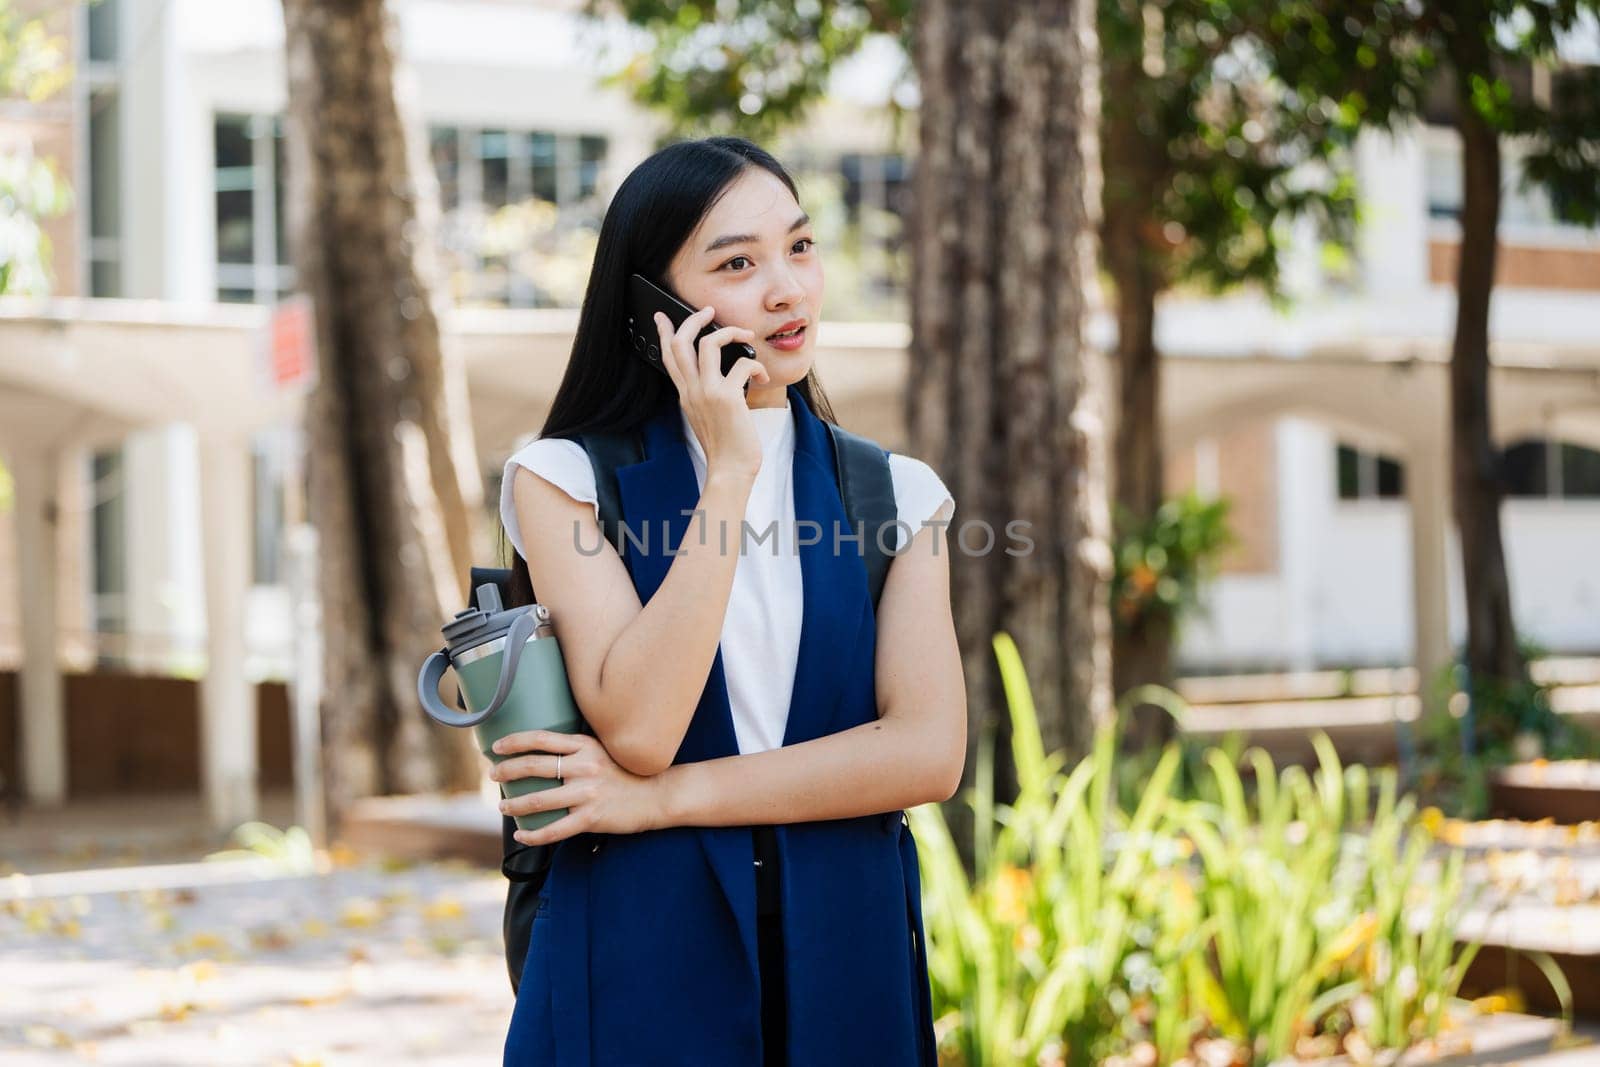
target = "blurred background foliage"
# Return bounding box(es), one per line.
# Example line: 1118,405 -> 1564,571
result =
0,0 -> 75,296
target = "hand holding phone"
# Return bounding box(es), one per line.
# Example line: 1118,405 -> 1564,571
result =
626,274 -> 769,478
625,273 -> 761,395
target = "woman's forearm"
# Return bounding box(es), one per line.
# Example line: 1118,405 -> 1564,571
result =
594,470 -> 755,775
654,710 -> 963,827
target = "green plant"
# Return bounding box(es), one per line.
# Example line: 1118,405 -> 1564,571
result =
1174,736 -> 1484,1060
1,0 -> 75,296
1110,683 -> 1246,812
1110,492 -> 1233,638
1414,641 -> 1600,818
912,635 -> 1204,1067
789,167 -> 907,323
440,195 -> 601,309
911,631 -> 1483,1065
205,822 -> 317,875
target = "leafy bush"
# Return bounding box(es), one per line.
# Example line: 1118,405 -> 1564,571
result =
1413,638 -> 1600,818
911,632 -> 1483,1066
1110,492 -> 1233,638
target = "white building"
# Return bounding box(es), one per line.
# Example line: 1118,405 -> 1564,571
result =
1,0 -> 1598,822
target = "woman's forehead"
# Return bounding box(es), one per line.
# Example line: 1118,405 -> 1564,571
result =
692,170 -> 800,243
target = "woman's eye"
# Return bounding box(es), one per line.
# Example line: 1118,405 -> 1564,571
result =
721,240 -> 812,271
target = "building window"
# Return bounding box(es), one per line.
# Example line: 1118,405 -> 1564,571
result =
430,125 -> 609,308
1336,444 -> 1404,500
89,448 -> 128,659
1563,442 -> 1600,497
1424,127 -> 1596,231
839,151 -> 910,301
1422,137 -> 1463,222
83,0 -> 123,297
1504,438 -> 1600,498
214,113 -> 294,303
87,0 -> 120,64
782,149 -> 910,320
86,89 -> 122,296
250,430 -> 290,585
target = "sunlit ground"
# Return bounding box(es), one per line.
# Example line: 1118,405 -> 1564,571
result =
5,803 -> 1600,1064
1,854 -> 513,1066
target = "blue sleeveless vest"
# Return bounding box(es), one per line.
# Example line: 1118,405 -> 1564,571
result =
503,383 -> 937,1066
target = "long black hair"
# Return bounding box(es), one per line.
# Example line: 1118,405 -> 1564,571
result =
502,136 -> 838,604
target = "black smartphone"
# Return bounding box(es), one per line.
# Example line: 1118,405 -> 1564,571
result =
625,273 -> 758,391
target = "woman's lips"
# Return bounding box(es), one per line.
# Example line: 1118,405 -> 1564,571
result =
765,325 -> 807,351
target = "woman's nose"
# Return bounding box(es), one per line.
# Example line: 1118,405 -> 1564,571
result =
766,270 -> 805,310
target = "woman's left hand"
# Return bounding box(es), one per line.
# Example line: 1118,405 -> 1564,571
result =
489,730 -> 666,846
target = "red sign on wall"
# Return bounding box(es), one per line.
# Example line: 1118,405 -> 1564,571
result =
264,294 -> 318,394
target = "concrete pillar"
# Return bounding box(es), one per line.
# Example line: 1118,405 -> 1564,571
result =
12,447 -> 67,805
1407,436 -> 1454,711
1275,418 -> 1327,671
119,0 -> 195,300
124,427 -> 179,672
198,433 -> 257,832
124,425 -> 208,672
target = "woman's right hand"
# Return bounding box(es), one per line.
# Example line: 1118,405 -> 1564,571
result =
653,306 -> 771,481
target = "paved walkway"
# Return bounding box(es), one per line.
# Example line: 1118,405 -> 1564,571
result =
2,856 -> 515,1065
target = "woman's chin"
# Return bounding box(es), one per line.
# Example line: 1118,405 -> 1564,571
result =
757,341 -> 814,380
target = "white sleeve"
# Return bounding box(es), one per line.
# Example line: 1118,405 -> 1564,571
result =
887,453 -> 956,552
499,436 -> 599,560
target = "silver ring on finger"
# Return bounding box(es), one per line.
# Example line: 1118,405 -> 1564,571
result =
556,753 -> 563,782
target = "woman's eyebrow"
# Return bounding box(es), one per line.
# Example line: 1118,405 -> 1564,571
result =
702,213 -> 811,254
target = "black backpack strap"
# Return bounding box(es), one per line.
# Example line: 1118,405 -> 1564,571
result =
461,570 -> 552,995
826,422 -> 898,609
469,566 -> 512,606
577,429 -> 646,559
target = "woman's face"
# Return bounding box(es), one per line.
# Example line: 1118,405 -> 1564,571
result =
664,167 -> 823,409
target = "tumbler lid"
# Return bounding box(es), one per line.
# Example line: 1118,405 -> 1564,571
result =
440,583 -> 551,653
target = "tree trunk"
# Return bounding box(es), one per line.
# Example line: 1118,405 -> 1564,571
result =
1449,76 -> 1529,716
909,0 -> 1112,805
281,0 -> 483,822
1100,55 -> 1175,752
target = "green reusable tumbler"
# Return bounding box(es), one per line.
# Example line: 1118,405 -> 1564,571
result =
416,584 -> 586,831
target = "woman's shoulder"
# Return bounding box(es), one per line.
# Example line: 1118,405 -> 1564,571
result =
499,435 -> 598,560
886,451 -> 956,548
829,423 -> 954,521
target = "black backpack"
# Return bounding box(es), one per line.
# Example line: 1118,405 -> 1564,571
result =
473,421 -> 900,995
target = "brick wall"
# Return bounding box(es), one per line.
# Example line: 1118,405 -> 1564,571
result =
1166,420 -> 1279,575
1429,239 -> 1600,291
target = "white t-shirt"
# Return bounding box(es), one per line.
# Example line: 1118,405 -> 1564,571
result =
499,399 -> 955,755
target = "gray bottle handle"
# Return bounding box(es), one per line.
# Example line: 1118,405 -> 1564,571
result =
416,611 -> 539,728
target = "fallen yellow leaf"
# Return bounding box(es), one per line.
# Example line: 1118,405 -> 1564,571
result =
422,896 -> 465,922
181,959 -> 219,983
182,931 -> 229,954
24,1024 -> 74,1048
338,898 -> 383,928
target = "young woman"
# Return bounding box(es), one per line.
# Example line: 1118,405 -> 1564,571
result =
494,136 -> 965,1066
